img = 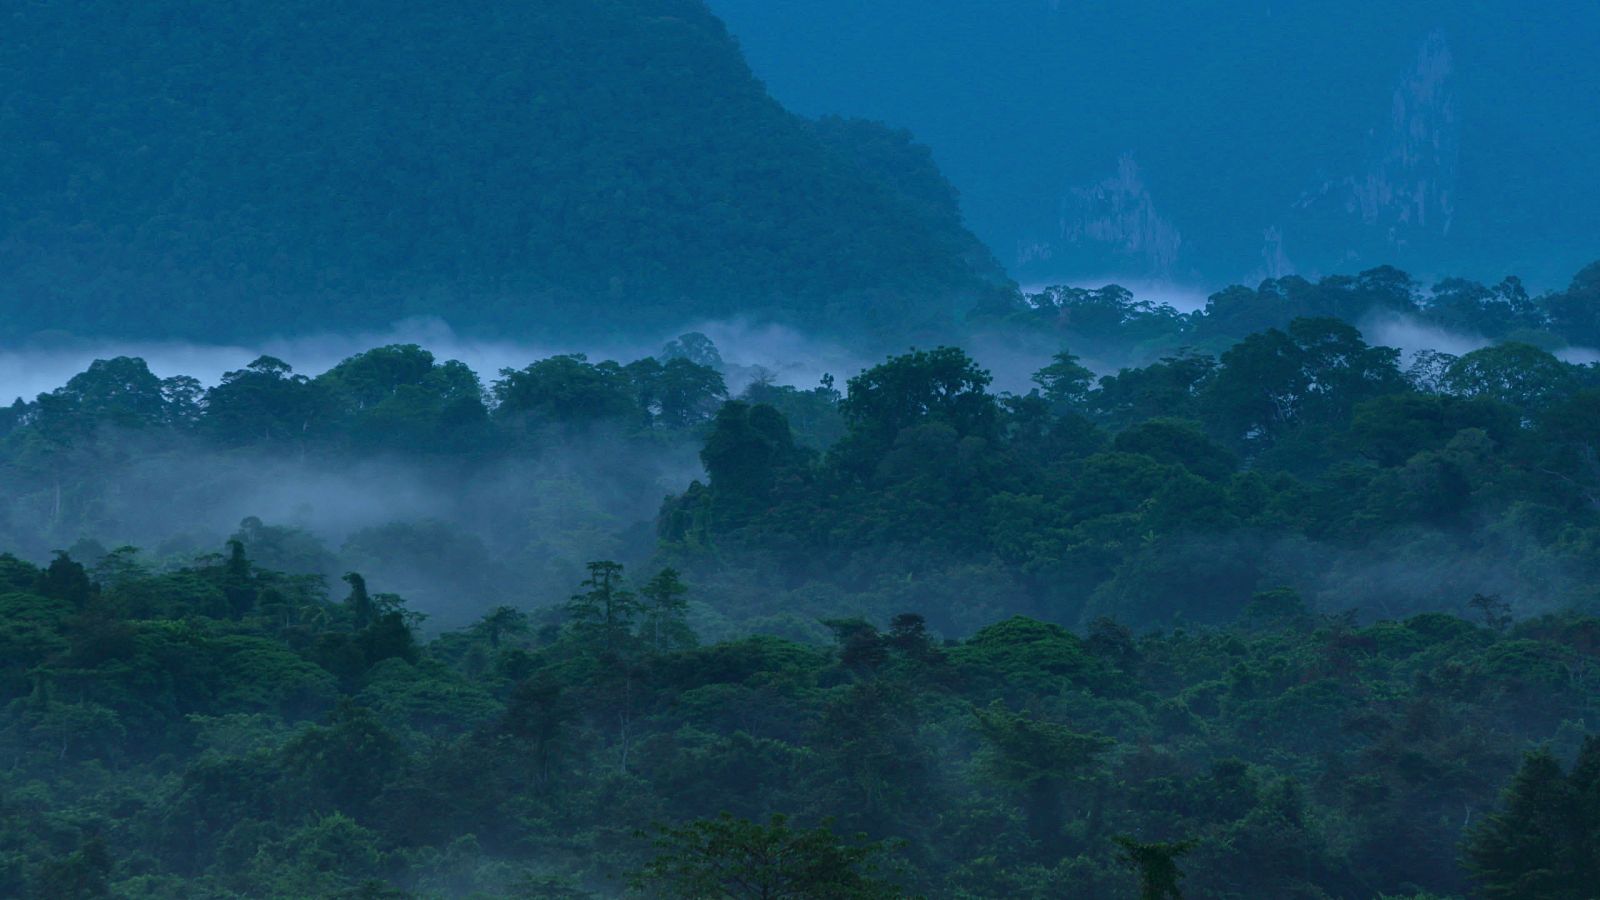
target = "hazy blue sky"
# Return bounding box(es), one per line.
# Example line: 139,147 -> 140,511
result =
710,0 -> 1600,291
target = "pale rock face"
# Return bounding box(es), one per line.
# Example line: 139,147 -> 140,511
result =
1047,153 -> 1184,275
1259,226 -> 1294,281
1355,29 -> 1459,241
1297,30 -> 1459,255
1028,31 -> 1460,284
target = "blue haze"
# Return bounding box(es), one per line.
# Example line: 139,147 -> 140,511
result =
709,0 -> 1600,290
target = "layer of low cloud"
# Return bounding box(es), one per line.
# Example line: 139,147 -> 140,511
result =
0,316 -> 876,403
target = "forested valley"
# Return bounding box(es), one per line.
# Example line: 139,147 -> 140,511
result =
3,266 -> 1600,897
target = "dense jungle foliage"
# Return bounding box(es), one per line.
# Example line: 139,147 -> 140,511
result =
3,267 -> 1600,896
986,260 -> 1600,367
1,537 -> 1597,897
0,0 -> 1006,341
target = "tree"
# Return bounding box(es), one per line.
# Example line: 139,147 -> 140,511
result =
502,674 -> 574,790
1022,284 -> 1186,346
1086,352 -> 1216,430
34,552 -> 95,607
281,702 -> 405,810
1032,349 -> 1096,411
1535,388 -> 1600,511
319,344 -> 439,412
1203,318 -> 1403,452
972,702 -> 1114,853
1111,418 -> 1237,481
816,680 -> 931,832
1113,836 -> 1196,900
203,356 -> 333,445
566,561 -> 639,653
885,613 -> 939,662
632,813 -> 906,899
1425,276 -> 1541,338
655,358 -> 729,428
1541,260 -> 1600,345
1348,392 -> 1516,467
1467,593 -> 1512,632
160,374 -> 206,426
837,347 -> 997,468
660,332 -> 725,369
221,539 -> 256,619
1443,342 -> 1575,415
1466,738 -> 1600,899
317,345 -> 489,452
248,813 -> 389,897
1405,349 -> 1459,393
700,402 -> 802,521
639,568 -> 694,654
343,572 -> 378,631
492,355 -> 639,426
824,618 -> 889,674
30,835 -> 112,899
476,605 -> 531,650
39,357 -> 170,432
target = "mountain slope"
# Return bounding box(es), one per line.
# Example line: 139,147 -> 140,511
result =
0,0 -> 1006,340
709,0 -> 1600,289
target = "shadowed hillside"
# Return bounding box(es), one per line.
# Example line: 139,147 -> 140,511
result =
0,0 -> 1008,341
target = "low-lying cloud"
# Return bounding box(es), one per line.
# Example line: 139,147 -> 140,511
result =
0,316 -> 875,403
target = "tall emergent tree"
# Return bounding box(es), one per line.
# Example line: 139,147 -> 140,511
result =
1466,738 -> 1600,899
632,813 -> 906,899
566,561 -> 639,653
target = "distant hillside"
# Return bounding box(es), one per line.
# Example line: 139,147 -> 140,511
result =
711,0 -> 1600,289
0,0 -> 1008,341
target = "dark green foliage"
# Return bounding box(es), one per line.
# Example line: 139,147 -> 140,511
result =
1540,261 -> 1600,346
1443,342 -> 1577,414
1202,318 -> 1405,454
738,376 -> 845,450
282,702 -> 406,811
995,261 -> 1600,372
1114,836 -> 1196,900
1466,738 -> 1600,899
35,552 -> 96,607
699,402 -> 805,524
30,836 -> 112,900
495,356 -> 643,428
203,357 -> 335,447
838,346 -> 999,461
0,0 -> 1004,340
653,315 -> 1600,637
7,269 -> 1600,895
476,606 -> 531,651
1033,349 -> 1099,412
565,561 -> 640,654
1112,419 -> 1236,482
0,341 -> 734,616
1348,393 -> 1518,467
0,540 -> 1593,896
1425,276 -> 1544,339
1024,285 -> 1189,353
318,346 -> 491,454
972,702 -> 1114,853
633,814 -> 906,899
1086,352 -> 1217,430
640,568 -> 696,654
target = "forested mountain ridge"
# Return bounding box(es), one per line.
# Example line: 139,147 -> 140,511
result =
0,0 -> 1007,341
